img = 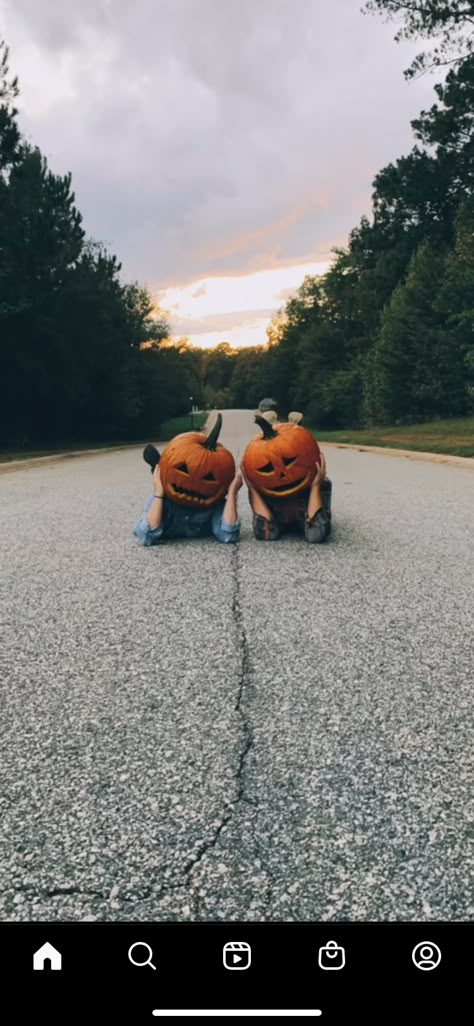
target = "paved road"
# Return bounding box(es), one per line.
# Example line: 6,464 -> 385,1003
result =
1,410 -> 473,922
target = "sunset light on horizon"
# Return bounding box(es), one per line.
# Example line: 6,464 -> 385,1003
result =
156,259 -> 331,349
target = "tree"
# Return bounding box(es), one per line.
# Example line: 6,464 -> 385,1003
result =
369,242 -> 467,422
0,38 -> 20,174
0,33 -> 180,447
363,1 -> 474,77
0,145 -> 84,316
229,347 -> 267,408
439,198 -> 474,409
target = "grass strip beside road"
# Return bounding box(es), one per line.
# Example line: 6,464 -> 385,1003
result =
313,417 -> 474,458
158,412 -> 207,439
0,413 -> 207,464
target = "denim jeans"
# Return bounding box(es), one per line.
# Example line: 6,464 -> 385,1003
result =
133,494 -> 240,546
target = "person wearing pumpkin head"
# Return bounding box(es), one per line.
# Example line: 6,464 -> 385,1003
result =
242,415 -> 332,543
133,413 -> 242,546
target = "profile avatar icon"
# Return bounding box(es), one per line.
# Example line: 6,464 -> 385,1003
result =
412,941 -> 441,971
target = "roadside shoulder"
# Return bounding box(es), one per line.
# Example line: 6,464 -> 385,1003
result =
0,443 -> 153,474
322,441 -> 474,469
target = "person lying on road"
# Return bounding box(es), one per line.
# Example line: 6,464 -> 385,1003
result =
133,413 -> 242,546
242,415 -> 331,543
244,455 -> 331,543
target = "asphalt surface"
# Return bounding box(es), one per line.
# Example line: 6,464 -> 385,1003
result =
1,409 -> 473,923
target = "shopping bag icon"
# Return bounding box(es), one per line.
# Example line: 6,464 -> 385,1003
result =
318,940 -> 345,970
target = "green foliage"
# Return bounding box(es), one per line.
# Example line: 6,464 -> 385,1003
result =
441,198 -> 474,409
0,35 -> 175,448
0,39 -> 20,173
157,412 -> 207,440
249,53 -> 474,430
2,24 -> 473,449
312,417 -> 474,457
363,1 -> 474,78
227,347 -> 267,408
369,243 -> 463,421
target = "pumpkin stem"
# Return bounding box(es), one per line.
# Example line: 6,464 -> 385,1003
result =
255,414 -> 277,439
202,412 -> 223,450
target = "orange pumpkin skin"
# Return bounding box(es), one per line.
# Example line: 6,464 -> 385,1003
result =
160,416 -> 235,508
242,418 -> 320,499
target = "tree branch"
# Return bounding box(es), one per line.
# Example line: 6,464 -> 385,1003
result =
409,47 -> 474,77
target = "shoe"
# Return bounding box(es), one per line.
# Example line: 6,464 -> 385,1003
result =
143,444 -> 160,472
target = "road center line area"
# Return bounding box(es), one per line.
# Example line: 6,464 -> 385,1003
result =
1,410 -> 473,922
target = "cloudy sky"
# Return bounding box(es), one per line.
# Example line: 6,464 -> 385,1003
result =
0,0 -> 437,346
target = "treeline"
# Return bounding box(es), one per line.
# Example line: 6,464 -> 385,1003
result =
2,1 -> 473,448
255,55 -> 474,427
0,39 -> 190,448
168,5 -> 474,429
184,4 -> 474,429
190,4 -> 474,429
0,34 -> 272,448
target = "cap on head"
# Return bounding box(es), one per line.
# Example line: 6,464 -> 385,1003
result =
258,397 -> 278,413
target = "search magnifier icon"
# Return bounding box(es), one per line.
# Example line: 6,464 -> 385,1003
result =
128,942 -> 156,970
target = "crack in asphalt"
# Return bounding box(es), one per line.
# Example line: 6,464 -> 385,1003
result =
181,545 -> 303,924
181,546 -> 254,890
184,549 -> 253,878
171,547 -> 289,920
5,548 -> 261,918
231,546 -> 254,802
4,884 -> 106,899
3,878 -> 188,905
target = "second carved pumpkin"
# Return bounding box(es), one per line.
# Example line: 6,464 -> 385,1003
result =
242,415 -> 320,499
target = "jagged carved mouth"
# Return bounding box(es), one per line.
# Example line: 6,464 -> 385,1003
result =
171,484 -> 215,501
264,476 -> 306,493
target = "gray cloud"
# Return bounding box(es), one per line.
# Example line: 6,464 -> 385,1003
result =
0,0 -> 437,289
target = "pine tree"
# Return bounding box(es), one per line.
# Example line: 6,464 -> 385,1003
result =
370,242 -> 467,422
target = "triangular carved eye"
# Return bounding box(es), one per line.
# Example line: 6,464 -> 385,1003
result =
202,472 -> 217,481
176,462 -> 189,474
283,457 -> 296,467
258,462 -> 274,473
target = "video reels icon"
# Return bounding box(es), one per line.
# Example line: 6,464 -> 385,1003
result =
223,941 -> 251,971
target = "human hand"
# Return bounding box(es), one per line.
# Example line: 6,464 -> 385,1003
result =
152,464 -> 163,495
228,471 -> 243,494
240,465 -> 254,491
311,452 -> 327,487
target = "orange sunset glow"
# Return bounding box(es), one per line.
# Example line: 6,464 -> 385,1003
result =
156,260 -> 331,349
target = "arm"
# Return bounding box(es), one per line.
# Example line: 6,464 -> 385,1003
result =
306,452 -> 327,520
222,471 -> 243,525
212,472 -> 242,543
305,453 -> 331,543
242,472 -> 273,520
133,464 -> 167,546
146,465 -> 165,530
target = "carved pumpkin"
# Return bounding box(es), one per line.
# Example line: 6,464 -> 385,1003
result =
160,413 -> 235,508
242,415 -> 320,499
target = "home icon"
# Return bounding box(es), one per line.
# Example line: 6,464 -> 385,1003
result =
33,942 -> 62,971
